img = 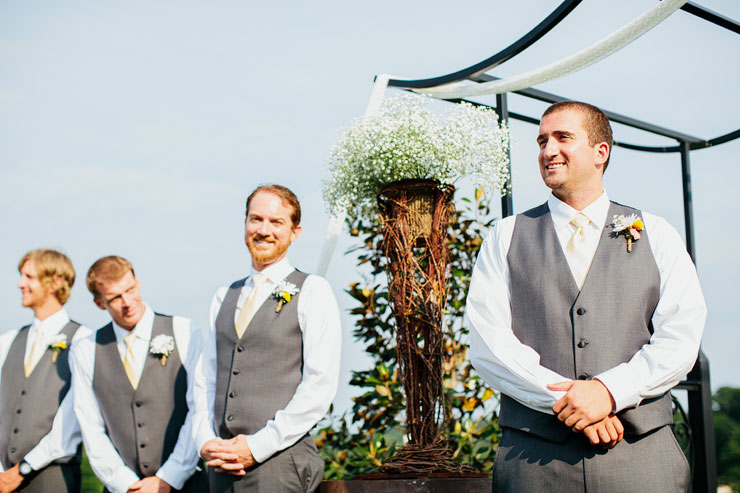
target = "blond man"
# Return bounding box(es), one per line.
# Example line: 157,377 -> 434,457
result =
70,256 -> 206,493
0,249 -> 86,493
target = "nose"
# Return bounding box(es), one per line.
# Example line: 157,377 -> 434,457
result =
542,138 -> 559,158
256,220 -> 271,236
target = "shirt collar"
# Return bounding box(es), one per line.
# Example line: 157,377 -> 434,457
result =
31,308 -> 70,339
548,191 -> 610,230
112,304 -> 154,343
248,257 -> 294,285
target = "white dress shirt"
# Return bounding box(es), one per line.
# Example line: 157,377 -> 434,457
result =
192,257 -> 342,464
467,192 -> 707,415
70,305 -> 203,493
0,308 -> 85,472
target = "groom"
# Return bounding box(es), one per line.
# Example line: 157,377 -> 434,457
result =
467,101 -> 706,492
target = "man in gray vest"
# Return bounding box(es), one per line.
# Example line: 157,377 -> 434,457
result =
467,101 -> 706,492
193,184 -> 342,492
0,249 -> 84,493
70,256 -> 206,493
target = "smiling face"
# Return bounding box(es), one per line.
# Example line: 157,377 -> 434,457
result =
537,109 -> 609,208
93,270 -> 146,330
18,260 -> 59,316
245,191 -> 302,271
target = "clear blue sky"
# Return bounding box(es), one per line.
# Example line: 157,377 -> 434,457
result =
1,0 -> 738,414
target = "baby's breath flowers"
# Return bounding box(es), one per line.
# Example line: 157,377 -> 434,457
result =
612,213 -> 644,253
323,93 -> 511,222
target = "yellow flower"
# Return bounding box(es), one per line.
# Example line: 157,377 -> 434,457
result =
632,219 -> 644,231
283,292 -> 291,303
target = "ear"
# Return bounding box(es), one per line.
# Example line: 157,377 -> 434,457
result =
93,297 -> 106,311
594,142 -> 610,170
290,224 -> 302,243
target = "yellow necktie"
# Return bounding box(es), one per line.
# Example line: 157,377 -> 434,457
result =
566,212 -> 592,290
235,273 -> 267,338
24,327 -> 46,377
123,332 -> 139,389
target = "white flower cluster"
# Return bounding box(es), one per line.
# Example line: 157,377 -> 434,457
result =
149,334 -> 175,357
323,92 -> 511,221
612,213 -> 641,232
273,280 -> 299,297
49,333 -> 68,349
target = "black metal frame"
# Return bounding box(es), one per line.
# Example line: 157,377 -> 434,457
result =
381,1 -> 740,491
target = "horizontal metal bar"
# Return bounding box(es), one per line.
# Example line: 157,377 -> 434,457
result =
386,0 -> 582,89
682,1 -> 740,35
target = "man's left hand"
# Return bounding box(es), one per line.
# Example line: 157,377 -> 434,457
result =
204,434 -> 255,476
0,464 -> 24,493
127,476 -> 172,493
548,379 -> 615,431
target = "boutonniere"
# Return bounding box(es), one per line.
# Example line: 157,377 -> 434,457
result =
272,281 -> 299,313
149,334 -> 175,366
612,213 -> 644,253
49,334 -> 68,363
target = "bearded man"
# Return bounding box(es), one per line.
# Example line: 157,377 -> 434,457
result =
193,184 -> 341,493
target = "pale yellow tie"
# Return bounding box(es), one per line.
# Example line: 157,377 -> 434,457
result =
24,328 -> 46,377
566,212 -> 592,290
235,273 -> 267,338
123,332 -> 139,389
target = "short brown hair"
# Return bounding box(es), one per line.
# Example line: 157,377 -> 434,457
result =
87,256 -> 135,299
543,101 -> 613,170
18,249 -> 76,305
245,184 -> 301,226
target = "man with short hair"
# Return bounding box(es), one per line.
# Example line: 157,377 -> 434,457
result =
0,249 -> 85,493
70,256 -> 206,493
467,101 -> 706,492
194,184 -> 342,492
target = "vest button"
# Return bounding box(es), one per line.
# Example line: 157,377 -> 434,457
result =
9,447 -> 16,454
16,409 -> 21,414
135,402 -> 142,407
577,308 -> 586,315
13,428 -> 18,434
227,415 -> 234,422
577,373 -> 590,380
577,340 -> 588,348
232,369 -> 240,375
137,423 -> 143,428
20,390 -> 26,395
140,443 -> 146,448
236,346 -> 244,353
229,391 -> 236,398
142,464 -> 149,469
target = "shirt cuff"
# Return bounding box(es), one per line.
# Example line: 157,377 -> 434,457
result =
156,462 -> 188,491
595,364 -> 642,413
23,449 -> 51,472
245,432 -> 275,464
108,467 -> 140,493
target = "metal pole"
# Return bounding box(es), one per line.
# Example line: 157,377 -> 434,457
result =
679,141 -> 696,262
496,93 -> 514,218
687,351 -> 718,493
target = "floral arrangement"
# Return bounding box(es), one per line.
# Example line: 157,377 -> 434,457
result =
273,281 -> 299,313
323,93 -> 511,221
612,213 -> 644,253
149,334 -> 175,366
49,334 -> 68,363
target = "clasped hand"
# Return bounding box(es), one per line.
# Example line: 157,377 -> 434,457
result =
200,435 -> 255,476
548,379 -> 624,448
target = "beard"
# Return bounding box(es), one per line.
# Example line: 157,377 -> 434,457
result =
246,234 -> 290,265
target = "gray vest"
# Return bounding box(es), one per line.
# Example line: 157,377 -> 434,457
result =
213,270 -> 308,438
500,201 -> 672,443
92,314 -> 187,477
0,321 -> 81,469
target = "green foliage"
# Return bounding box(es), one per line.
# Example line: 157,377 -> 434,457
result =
81,448 -> 104,492
315,192 -> 502,478
715,386 -> 740,490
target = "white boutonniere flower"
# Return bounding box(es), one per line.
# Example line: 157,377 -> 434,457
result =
272,281 -> 300,313
149,334 -> 175,366
49,334 -> 68,363
612,214 -> 644,253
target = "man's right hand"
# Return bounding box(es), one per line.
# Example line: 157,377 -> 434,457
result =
200,437 -> 247,476
0,464 -> 24,493
581,415 -> 624,449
